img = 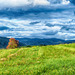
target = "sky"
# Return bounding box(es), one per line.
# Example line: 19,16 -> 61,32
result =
0,0 -> 50,7
0,0 -> 75,40
0,0 -> 71,8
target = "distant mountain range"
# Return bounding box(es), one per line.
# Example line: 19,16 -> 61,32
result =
0,37 -> 9,49
0,37 -> 75,49
16,38 -> 75,46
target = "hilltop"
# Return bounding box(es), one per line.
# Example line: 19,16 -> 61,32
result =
0,43 -> 75,75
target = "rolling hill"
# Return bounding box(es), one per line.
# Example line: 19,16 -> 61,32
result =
0,43 -> 75,75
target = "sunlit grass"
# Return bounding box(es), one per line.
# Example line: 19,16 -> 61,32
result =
0,43 -> 75,75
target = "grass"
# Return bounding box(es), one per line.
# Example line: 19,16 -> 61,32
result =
0,43 -> 75,75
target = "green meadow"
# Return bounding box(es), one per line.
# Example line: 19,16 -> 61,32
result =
0,43 -> 75,75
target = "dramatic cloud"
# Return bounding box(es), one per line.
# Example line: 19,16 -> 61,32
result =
0,15 -> 75,40
0,0 -> 74,40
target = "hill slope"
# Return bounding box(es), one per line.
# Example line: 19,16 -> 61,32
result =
0,43 -> 75,75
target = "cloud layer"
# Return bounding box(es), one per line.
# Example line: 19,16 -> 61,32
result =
0,0 -> 74,40
0,0 -> 71,8
0,0 -> 50,8
0,14 -> 75,40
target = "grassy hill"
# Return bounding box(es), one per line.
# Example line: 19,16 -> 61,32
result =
0,43 -> 75,75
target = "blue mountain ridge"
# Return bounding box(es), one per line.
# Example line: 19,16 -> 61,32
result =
0,37 -> 75,49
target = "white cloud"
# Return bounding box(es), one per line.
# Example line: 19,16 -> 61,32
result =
0,0 -> 50,7
33,0 -> 50,6
0,0 -> 31,7
62,0 -> 70,5
0,0 -> 70,8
